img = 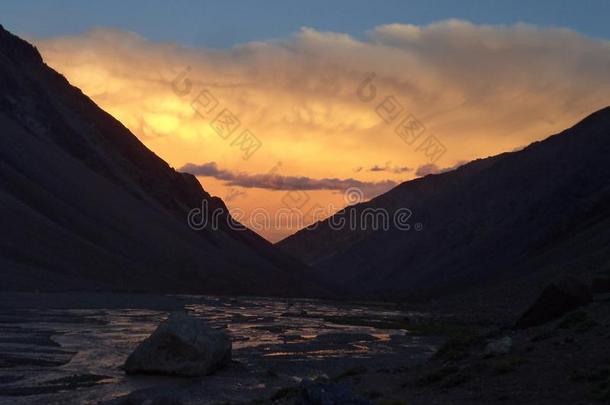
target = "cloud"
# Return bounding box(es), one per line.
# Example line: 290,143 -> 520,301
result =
415,160 -> 469,177
30,21 -> 610,240
368,163 -> 411,173
181,162 -> 396,197
33,21 -> 610,173
415,163 -> 440,177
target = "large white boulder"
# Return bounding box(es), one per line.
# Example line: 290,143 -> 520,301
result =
124,312 -> 231,376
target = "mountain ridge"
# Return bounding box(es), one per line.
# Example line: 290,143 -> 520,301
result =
0,25 -> 316,296
278,105 -> 610,303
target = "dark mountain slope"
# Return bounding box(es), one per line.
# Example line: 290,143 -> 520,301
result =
0,25 -> 313,295
278,107 -> 610,300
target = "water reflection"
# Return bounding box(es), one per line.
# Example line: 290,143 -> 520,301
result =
0,295 -> 436,404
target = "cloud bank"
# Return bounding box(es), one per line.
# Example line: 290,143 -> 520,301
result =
181,162 -> 396,198
31,21 -> 610,240
34,20 -> 610,174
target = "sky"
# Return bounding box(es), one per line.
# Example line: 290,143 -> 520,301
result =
2,1 -> 610,242
4,0 -> 610,47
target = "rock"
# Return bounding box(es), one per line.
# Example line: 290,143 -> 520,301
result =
124,312 -> 231,376
515,277 -> 592,329
296,379 -> 373,405
592,276 -> 610,294
484,336 -> 512,356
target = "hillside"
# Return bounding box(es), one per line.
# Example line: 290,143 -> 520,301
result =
0,25 -> 313,296
279,107 -> 610,303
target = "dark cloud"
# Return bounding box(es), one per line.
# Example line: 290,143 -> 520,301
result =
181,162 -> 397,198
415,160 -> 469,177
415,163 -> 440,177
369,164 -> 411,174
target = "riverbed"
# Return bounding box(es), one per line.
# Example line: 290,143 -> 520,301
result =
0,293 -> 438,404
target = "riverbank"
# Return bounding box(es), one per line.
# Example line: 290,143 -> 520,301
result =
266,293 -> 610,405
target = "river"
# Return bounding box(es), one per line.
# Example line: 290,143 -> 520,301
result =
0,292 -> 438,404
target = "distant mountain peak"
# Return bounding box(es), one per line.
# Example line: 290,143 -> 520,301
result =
278,105 -> 610,303
0,24 -> 43,64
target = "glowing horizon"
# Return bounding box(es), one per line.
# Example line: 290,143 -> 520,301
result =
32,21 -> 610,241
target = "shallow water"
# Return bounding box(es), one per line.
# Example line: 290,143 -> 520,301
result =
0,294 -> 437,404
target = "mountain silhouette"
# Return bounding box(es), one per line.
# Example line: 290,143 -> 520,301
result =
0,25 -> 315,295
279,106 -> 610,303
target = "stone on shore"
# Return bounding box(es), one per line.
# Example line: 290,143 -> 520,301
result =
124,311 -> 231,376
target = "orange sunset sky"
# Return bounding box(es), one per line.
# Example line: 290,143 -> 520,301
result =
31,21 -> 610,241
